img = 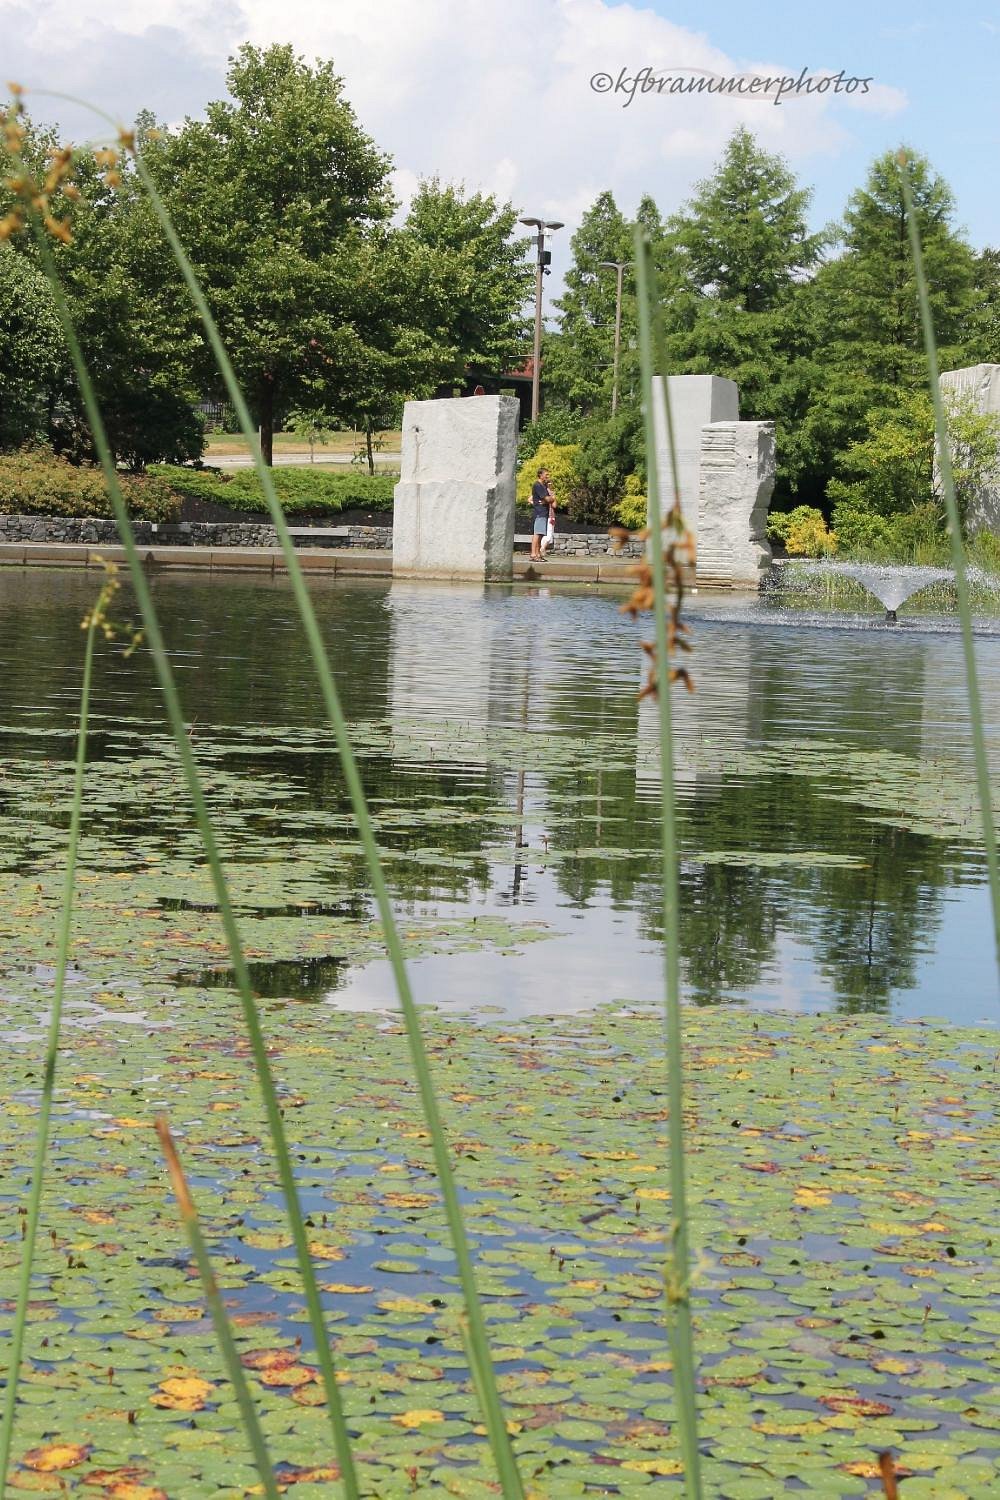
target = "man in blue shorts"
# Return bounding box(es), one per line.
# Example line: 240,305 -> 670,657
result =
530,467 -> 553,561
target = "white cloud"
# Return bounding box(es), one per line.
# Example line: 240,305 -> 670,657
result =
4,0 -> 909,267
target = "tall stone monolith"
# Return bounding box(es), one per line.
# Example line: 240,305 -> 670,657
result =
698,421 -> 775,586
393,395 -> 519,581
651,374 -> 739,522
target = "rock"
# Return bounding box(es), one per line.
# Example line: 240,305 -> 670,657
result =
698,421 -> 775,586
393,396 -> 519,581
652,374 -> 739,523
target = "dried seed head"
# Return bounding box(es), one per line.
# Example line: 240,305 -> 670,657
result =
43,214 -> 72,244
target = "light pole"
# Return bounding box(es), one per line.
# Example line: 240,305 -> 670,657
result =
520,216 -> 564,423
598,260 -> 631,415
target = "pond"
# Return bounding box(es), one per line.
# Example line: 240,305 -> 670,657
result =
2,570 -> 998,1025
1,569 -> 998,1498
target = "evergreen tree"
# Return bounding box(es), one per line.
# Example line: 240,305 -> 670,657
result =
661,128 -> 827,502
966,247 -> 1000,365
667,126 -> 825,312
805,147 -> 976,507
817,148 -> 974,392
545,190 -> 634,414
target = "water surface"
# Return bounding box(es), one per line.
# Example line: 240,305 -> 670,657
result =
2,569 -> 997,1024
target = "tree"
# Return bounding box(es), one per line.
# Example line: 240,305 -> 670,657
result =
660,128 -> 828,502
546,190 -> 635,414
401,178 -> 531,377
0,110 -> 201,466
828,388 -> 1000,542
822,149 -> 974,390
139,44 -> 395,464
667,127 -> 825,312
0,246 -> 67,448
803,148 -> 976,501
287,405 -> 337,461
966,247 -> 1000,365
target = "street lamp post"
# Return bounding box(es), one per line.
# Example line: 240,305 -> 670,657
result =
520,216 -> 564,423
598,260 -> 631,415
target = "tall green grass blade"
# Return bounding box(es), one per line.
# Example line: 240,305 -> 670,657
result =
633,225 -> 704,1498
0,590 -> 99,1497
131,147 -> 525,1497
899,152 -> 1000,979
20,189 -> 360,1496
155,1120 -> 280,1500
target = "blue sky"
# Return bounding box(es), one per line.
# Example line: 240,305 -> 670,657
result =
627,0 -> 1000,246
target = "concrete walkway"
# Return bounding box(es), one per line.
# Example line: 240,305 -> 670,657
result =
0,541 -> 659,585
213,452 -> 401,470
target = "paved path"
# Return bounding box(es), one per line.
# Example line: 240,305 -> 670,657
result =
211,452 -> 401,470
0,542 -> 668,586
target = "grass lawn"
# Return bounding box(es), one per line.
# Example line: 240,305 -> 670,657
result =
204,429 -> 402,458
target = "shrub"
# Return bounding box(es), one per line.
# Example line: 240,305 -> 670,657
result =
566,407 -> 644,526
768,505 -> 837,557
0,447 -> 180,521
517,408 -> 583,461
831,499 -> 946,563
150,464 -> 396,515
827,501 -> 890,556
515,442 -> 580,508
613,474 -> 647,530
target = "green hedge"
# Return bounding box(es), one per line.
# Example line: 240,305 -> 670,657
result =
0,448 -> 180,521
150,464 -> 396,515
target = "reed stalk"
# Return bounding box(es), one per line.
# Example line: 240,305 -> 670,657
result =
19,187 -> 361,1496
633,225 -> 704,1497
0,584 -> 100,1496
8,92 -> 522,1493
131,146 -> 524,1497
899,152 -> 1000,979
156,1120 -> 280,1500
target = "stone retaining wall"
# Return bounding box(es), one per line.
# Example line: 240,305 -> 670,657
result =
0,516 -> 278,547
0,515 -> 635,555
546,533 -> 644,558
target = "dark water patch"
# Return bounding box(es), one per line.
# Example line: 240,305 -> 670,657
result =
186,953 -> 349,998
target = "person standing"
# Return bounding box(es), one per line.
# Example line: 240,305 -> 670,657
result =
530,467 -> 553,561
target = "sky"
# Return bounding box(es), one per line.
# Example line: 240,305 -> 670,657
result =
4,0 -> 999,297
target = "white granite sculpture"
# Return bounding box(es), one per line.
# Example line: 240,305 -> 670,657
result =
393,395 -> 519,581
697,421 -> 775,585
651,374 -> 739,521
938,364 -> 1000,534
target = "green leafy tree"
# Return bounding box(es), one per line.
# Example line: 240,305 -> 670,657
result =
287,405 -> 337,462
966,247 -> 1000,364
1,111 -> 202,466
0,246 -> 67,448
829,389 -> 1000,550
139,44 -> 395,464
667,127 -> 825,312
401,178 -> 532,376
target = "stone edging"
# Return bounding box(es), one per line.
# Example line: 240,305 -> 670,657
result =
0,515 -> 643,556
